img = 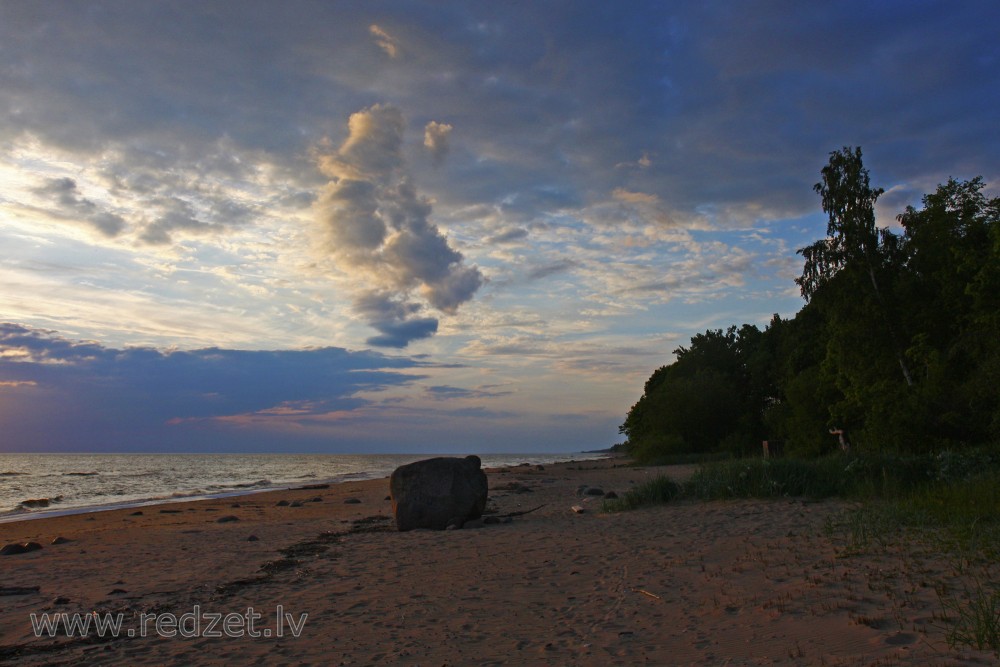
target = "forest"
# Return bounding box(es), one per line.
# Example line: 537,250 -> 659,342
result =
621,147 -> 1000,462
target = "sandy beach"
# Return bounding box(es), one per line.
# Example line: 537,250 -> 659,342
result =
0,457 -> 995,666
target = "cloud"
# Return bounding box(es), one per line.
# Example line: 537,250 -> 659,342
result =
369,24 -> 399,58
315,104 -> 483,346
32,177 -> 127,237
424,384 -> 512,400
527,259 -> 577,281
487,227 -> 529,244
352,291 -> 438,348
423,121 -> 453,165
612,188 -> 660,205
0,322 -> 426,451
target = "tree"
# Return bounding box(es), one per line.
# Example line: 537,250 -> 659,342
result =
797,146 -> 913,386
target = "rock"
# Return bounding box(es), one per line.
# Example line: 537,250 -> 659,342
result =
247,535 -> 260,542
275,500 -> 290,506
571,505 -> 586,514
22,542 -> 43,552
19,498 -> 50,509
130,511 -> 144,516
389,455 -> 488,531
344,498 -> 362,504
216,515 -> 240,523
310,497 -> 323,503
604,491 -> 619,499
584,487 -> 605,496
53,596 -> 70,604
51,536 -> 71,545
289,500 -> 304,507
2,543 -> 27,555
535,465 -> 545,471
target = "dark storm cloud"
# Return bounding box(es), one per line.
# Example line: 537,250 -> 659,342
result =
0,323 -> 425,451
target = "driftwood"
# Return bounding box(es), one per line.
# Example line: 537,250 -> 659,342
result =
496,504 -> 545,519
630,587 -> 661,600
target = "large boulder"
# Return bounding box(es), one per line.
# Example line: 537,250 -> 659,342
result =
390,455 -> 488,531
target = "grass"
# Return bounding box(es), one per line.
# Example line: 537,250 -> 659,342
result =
602,475 -> 681,512
937,574 -> 1000,654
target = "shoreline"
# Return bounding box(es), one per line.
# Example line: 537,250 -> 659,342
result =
0,452 -> 610,525
1,456 -> 991,665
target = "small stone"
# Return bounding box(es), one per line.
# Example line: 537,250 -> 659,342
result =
130,511 -> 144,516
289,500 -> 304,507
247,535 -> 260,542
216,515 -> 240,523
22,542 -> 43,552
1,543 -> 28,556
230,503 -> 241,508
344,498 -> 362,504
604,491 -> 618,499
108,588 -> 128,595
571,505 -> 586,514
310,497 -> 323,503
51,536 -> 71,545
53,596 -> 70,605
585,487 -> 605,496
275,500 -> 290,506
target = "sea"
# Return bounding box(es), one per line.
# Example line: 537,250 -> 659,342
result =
0,452 -> 607,523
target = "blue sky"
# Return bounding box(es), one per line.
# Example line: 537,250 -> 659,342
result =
0,1 -> 997,452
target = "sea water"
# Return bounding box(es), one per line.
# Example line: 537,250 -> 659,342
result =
0,452 -> 606,522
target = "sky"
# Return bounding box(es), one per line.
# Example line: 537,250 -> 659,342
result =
0,1 -> 997,453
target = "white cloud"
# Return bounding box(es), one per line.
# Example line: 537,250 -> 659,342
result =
423,121 -> 453,165
369,24 -> 400,58
314,105 -> 483,347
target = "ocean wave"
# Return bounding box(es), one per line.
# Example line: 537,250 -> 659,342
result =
18,496 -> 64,509
229,479 -> 273,489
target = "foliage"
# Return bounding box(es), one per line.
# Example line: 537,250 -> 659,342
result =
621,147 -> 999,461
602,475 -> 681,512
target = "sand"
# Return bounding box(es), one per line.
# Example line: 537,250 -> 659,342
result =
0,457 -> 995,666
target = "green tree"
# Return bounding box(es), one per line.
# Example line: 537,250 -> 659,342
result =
797,146 -> 914,387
